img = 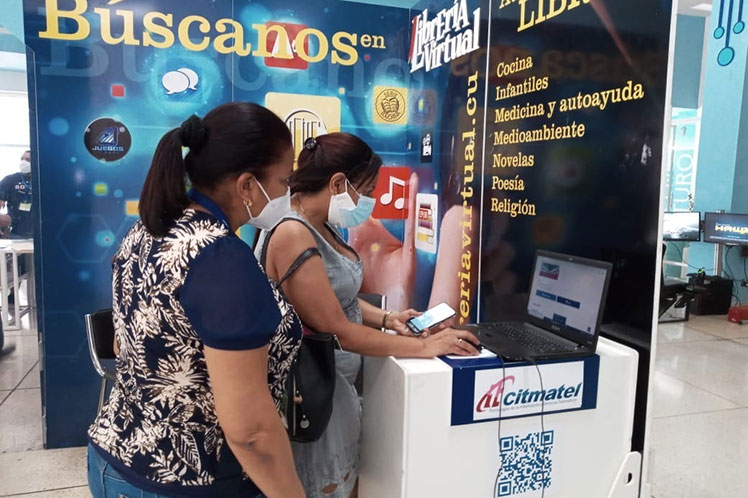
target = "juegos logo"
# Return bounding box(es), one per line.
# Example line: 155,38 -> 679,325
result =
84,118 -> 131,162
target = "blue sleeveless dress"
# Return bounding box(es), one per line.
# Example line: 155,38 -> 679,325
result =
256,210 -> 364,498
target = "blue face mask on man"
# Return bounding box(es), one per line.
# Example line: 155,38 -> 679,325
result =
327,179 -> 376,228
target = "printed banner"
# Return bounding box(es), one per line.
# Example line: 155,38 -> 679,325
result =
23,0 -> 669,450
23,0 -> 414,447
445,355 -> 600,426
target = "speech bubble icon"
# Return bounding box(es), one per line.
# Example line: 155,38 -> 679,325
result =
162,70 -> 190,95
177,68 -> 199,90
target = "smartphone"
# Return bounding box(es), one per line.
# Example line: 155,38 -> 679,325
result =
406,303 -> 457,335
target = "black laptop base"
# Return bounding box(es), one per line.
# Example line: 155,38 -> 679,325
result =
460,323 -> 593,362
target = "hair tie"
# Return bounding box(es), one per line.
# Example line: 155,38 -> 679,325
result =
179,115 -> 207,151
304,137 -> 318,151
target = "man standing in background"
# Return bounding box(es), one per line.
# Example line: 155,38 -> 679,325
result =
0,150 -> 32,357
0,150 -> 33,239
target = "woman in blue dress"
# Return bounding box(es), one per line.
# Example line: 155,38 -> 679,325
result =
258,133 -> 479,497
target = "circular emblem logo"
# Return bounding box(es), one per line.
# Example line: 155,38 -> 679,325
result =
375,88 -> 407,123
284,109 -> 328,162
84,118 -> 131,162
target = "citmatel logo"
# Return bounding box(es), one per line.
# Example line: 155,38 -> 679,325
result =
84,118 -> 131,162
264,22 -> 309,70
473,362 -> 585,421
265,93 -> 341,165
373,86 -> 408,125
476,375 -> 582,414
476,375 -> 515,413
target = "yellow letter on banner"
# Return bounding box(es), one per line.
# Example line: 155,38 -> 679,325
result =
295,28 -> 329,63
214,19 -> 252,56
143,12 -> 175,49
331,31 -> 359,66
94,8 -> 141,46
252,24 -> 293,58
178,16 -> 212,52
39,0 -> 91,41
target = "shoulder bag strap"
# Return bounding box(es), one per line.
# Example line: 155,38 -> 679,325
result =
260,218 -> 321,286
277,247 -> 322,287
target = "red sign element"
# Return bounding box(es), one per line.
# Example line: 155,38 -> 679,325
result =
408,15 -> 419,63
111,84 -> 125,98
476,376 -> 516,413
264,22 -> 309,70
372,167 -> 410,220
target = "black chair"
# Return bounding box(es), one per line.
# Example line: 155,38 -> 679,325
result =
85,309 -> 116,412
358,293 -> 387,329
659,244 -> 694,323
355,293 -> 386,394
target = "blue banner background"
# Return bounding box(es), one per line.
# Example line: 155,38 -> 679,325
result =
23,0 -> 431,447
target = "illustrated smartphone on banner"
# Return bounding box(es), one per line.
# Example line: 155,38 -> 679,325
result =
415,193 -> 439,253
406,303 -> 456,335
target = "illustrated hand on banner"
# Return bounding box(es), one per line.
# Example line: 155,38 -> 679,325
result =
350,173 -> 517,322
427,199 -> 516,324
349,173 -> 419,312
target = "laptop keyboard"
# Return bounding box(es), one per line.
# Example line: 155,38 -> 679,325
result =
484,322 -> 577,354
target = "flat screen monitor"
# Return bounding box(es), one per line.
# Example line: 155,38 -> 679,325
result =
703,212 -> 748,246
527,252 -> 611,338
663,211 -> 701,241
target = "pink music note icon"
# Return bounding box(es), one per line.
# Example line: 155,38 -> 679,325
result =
379,176 -> 406,210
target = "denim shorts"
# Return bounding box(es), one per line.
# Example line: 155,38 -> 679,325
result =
87,444 -> 169,498
87,444 -> 265,498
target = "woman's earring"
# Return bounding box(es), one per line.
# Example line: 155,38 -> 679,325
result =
244,199 -> 253,219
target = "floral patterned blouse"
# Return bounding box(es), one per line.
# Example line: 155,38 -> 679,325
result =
88,203 -> 302,497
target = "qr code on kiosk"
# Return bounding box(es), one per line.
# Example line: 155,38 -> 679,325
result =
497,431 -> 554,497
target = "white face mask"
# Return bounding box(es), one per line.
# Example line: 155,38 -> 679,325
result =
328,179 -> 376,228
245,179 -> 291,230
19,160 -> 31,174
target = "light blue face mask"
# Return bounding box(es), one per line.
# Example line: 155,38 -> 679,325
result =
328,179 -> 376,228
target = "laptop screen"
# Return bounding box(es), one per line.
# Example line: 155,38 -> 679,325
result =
527,254 -> 609,337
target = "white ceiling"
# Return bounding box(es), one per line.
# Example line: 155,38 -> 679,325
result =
679,0 -> 712,17
0,51 -> 25,72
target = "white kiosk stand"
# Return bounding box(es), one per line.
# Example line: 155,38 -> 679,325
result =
360,337 -> 640,498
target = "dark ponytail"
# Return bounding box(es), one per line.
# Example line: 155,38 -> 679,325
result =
289,132 -> 382,195
138,127 -> 191,238
139,103 -> 291,237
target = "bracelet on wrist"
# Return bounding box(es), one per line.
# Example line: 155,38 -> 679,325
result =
382,311 -> 393,329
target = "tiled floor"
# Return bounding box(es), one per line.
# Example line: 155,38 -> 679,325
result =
1,314 -> 746,497
650,315 -> 748,498
0,323 -> 88,497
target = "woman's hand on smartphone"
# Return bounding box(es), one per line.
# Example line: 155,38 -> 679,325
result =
421,317 -> 456,336
387,309 -> 422,336
423,328 -> 480,357
388,309 -> 457,337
